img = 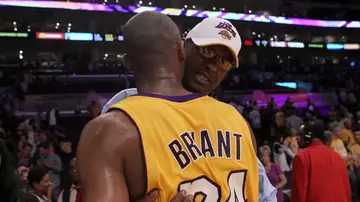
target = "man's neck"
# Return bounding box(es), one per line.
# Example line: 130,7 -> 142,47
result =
134,64 -> 192,96
311,138 -> 323,145
136,78 -> 191,96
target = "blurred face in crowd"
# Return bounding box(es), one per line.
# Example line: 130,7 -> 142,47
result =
290,128 -> 298,137
33,174 -> 52,195
333,127 -> 343,138
39,147 -> 48,157
23,145 -> 32,156
19,134 -> 26,143
354,131 -> 360,144
260,151 -> 271,166
344,119 -> 352,129
69,158 -> 80,185
39,133 -> 48,143
183,41 -> 234,94
17,166 -> 29,183
18,141 -> 24,151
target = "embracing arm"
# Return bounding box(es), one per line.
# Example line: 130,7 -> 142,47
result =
76,112 -> 134,202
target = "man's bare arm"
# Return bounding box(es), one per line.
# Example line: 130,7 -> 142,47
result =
76,111 -> 138,202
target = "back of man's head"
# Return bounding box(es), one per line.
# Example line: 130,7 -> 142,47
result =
299,120 -> 327,146
123,11 -> 182,74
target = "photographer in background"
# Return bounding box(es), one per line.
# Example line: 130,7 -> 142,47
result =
291,121 -> 351,202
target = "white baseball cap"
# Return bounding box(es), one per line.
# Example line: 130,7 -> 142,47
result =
185,18 -> 241,68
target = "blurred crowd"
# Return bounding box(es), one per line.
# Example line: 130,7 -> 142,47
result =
1,83 -> 360,201
234,94 -> 360,201
1,59 -> 360,201
0,92 -> 99,202
1,58 -> 359,96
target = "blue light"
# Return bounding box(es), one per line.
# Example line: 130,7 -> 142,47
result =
326,43 -> 344,50
275,82 -> 297,89
65,32 -> 93,41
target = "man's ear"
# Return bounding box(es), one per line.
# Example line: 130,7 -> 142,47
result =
178,40 -> 185,62
122,54 -> 133,72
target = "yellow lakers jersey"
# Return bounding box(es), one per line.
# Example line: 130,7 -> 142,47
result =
109,93 -> 259,202
284,137 -> 299,154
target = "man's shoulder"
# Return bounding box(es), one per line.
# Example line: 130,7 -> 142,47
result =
87,111 -> 138,136
18,191 -> 39,202
211,99 -> 241,112
202,97 -> 237,112
295,147 -> 311,158
101,88 -> 138,115
79,111 -> 140,152
49,153 -> 61,160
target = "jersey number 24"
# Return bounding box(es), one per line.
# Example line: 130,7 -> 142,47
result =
178,170 -> 247,202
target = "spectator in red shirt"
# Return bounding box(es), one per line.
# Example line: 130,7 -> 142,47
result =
291,121 -> 351,202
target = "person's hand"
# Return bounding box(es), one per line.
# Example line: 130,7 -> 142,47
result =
136,189 -> 193,202
170,190 -> 193,202
46,183 -> 55,197
350,154 -> 358,161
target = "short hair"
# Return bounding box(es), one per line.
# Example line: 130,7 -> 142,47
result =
22,142 -> 33,150
258,146 -> 270,158
301,120 -> 326,141
38,141 -> 50,150
28,167 -> 47,188
328,122 -> 342,132
323,130 -> 334,144
123,11 -> 181,72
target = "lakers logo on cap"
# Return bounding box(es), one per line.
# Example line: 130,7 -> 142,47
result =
218,30 -> 232,40
215,22 -> 237,39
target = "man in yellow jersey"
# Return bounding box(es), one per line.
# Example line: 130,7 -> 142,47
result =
101,18 -> 276,202
77,11 -> 259,202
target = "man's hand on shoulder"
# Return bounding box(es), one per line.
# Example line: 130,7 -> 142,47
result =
136,189 -> 193,202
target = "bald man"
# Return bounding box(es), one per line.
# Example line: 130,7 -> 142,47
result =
77,11 -> 258,202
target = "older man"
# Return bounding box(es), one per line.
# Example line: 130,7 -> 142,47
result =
101,17 -> 276,202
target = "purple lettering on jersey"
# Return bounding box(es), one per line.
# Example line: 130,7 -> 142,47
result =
169,130 -> 244,169
168,139 -> 191,169
233,133 -> 243,160
200,130 -> 215,158
217,130 -> 231,158
190,131 -> 195,140
180,132 -> 203,161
